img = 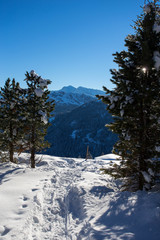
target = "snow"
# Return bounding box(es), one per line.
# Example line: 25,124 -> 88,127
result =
39,78 -> 49,88
109,95 -> 119,104
49,86 -> 104,107
13,129 -> 17,136
142,171 -> 151,183
10,102 -> 15,109
148,168 -> 154,176
124,134 -> 130,141
143,4 -> 151,14
126,96 -> 133,104
38,110 -> 48,124
41,114 -> 48,124
109,103 -> 115,110
0,153 -> 160,240
155,146 -> 160,152
70,130 -> 79,139
153,23 -> 160,33
143,3 -> 155,14
153,51 -> 160,70
60,86 -> 104,97
120,109 -> 124,117
30,70 -> 38,78
34,88 -> 44,97
84,133 -> 98,144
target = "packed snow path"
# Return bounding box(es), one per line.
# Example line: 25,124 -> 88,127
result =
0,154 -> 160,240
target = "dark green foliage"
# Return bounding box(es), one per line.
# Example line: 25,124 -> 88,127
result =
98,2 -> 160,191
24,70 -> 55,168
0,78 -> 25,162
0,71 -> 54,167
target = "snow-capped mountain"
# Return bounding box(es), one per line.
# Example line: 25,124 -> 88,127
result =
50,90 -> 95,107
49,86 -> 104,114
60,85 -> 104,97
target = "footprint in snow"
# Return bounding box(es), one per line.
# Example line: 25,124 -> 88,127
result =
51,177 -> 56,184
33,195 -> 41,206
40,179 -> 48,182
18,195 -> 29,210
22,204 -> 27,208
33,216 -> 39,223
32,188 -> 39,192
0,226 -> 11,236
23,196 -> 29,201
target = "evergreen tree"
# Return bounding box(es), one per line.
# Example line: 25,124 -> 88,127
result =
0,78 -> 24,162
24,70 -> 55,168
98,1 -> 160,191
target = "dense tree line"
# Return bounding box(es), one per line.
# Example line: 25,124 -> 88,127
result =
0,70 -> 54,168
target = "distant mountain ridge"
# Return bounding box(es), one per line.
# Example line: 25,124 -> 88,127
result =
60,85 -> 104,97
49,85 -> 104,115
50,85 -> 104,105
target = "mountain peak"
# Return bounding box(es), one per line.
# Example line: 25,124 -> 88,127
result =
59,85 -> 104,97
60,85 -> 76,93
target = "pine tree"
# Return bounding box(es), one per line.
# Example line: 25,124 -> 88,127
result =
98,1 -> 160,191
0,78 -> 24,162
24,70 -> 55,168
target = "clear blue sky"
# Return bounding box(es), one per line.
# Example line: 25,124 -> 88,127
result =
0,0 -> 145,91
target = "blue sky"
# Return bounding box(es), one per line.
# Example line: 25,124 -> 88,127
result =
0,0 -> 145,91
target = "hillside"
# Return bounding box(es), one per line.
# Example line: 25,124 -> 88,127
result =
46,86 -> 116,158
49,86 -> 104,115
46,100 -> 117,158
0,153 -> 160,240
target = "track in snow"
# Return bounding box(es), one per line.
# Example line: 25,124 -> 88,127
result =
21,158 -> 87,240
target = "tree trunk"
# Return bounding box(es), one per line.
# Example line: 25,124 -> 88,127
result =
31,123 -> 35,168
9,142 -> 14,163
31,147 -> 35,168
9,122 -> 14,163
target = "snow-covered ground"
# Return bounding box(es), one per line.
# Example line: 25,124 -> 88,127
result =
0,154 -> 160,240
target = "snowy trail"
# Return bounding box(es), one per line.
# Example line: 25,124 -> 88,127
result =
0,154 -> 160,240
11,157 -> 85,240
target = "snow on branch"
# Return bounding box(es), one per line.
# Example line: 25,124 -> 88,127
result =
38,110 -> 48,124
39,78 -> 51,88
153,51 -> 160,70
153,23 -> 160,33
142,171 -> 151,183
30,70 -> 38,78
143,3 -> 155,14
35,88 -> 44,97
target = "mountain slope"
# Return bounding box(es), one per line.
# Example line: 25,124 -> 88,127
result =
60,85 -> 104,97
46,101 -> 117,158
49,85 -> 104,115
46,85 -> 116,158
